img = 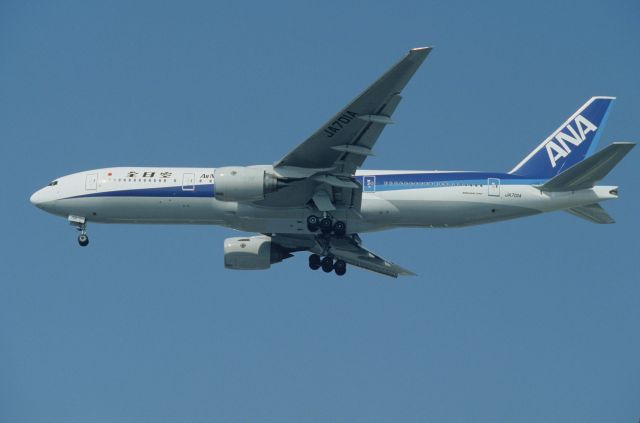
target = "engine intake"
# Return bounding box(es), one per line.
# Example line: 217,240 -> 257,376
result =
214,167 -> 280,202
224,236 -> 292,270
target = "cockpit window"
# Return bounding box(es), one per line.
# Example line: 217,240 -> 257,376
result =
48,180 -> 58,186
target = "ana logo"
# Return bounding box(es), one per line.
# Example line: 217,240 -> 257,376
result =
546,115 -> 598,168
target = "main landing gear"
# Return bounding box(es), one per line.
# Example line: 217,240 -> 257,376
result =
308,254 -> 347,276
306,214 -> 346,237
306,213 -> 348,275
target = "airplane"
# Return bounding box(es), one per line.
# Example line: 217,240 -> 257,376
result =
30,47 -> 635,278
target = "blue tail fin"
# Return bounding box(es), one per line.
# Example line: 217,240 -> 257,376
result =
509,97 -> 615,179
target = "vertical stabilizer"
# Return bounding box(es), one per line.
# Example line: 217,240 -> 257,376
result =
510,97 -> 615,179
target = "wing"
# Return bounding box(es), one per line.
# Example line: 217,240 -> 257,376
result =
274,47 -> 432,176
271,234 -> 415,278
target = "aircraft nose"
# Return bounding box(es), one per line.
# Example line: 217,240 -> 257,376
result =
30,188 -> 44,207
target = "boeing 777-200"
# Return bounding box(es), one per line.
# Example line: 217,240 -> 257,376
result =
30,47 -> 635,277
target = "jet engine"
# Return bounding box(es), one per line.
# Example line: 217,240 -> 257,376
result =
213,167 -> 280,202
224,235 -> 292,270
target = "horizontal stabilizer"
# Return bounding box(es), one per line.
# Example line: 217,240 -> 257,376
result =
540,142 -> 635,192
566,203 -> 615,224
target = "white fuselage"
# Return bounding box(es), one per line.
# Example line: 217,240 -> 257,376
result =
30,166 -> 618,234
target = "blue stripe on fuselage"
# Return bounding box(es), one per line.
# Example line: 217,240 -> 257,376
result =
356,172 -> 544,191
64,184 -> 215,200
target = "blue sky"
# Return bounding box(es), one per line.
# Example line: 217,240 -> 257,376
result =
1,1 -> 639,422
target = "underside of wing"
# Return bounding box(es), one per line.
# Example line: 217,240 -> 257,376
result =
326,237 -> 416,278
271,234 -> 415,278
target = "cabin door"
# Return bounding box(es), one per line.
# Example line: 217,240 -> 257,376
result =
182,173 -> 195,191
487,178 -> 500,197
85,173 -> 97,190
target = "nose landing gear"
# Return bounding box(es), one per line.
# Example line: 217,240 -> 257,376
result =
68,215 -> 90,247
78,233 -> 89,247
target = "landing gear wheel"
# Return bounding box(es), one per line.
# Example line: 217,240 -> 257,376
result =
319,217 -> 333,234
308,254 -> 321,270
78,234 -> 89,247
306,215 -> 320,232
334,259 -> 347,276
333,221 -> 346,237
321,256 -> 334,273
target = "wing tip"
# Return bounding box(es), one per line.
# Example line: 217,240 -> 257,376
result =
407,46 -> 433,62
410,46 -> 433,52
409,46 -> 433,57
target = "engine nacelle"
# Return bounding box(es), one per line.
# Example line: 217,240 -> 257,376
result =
224,236 -> 291,270
213,166 -> 279,202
